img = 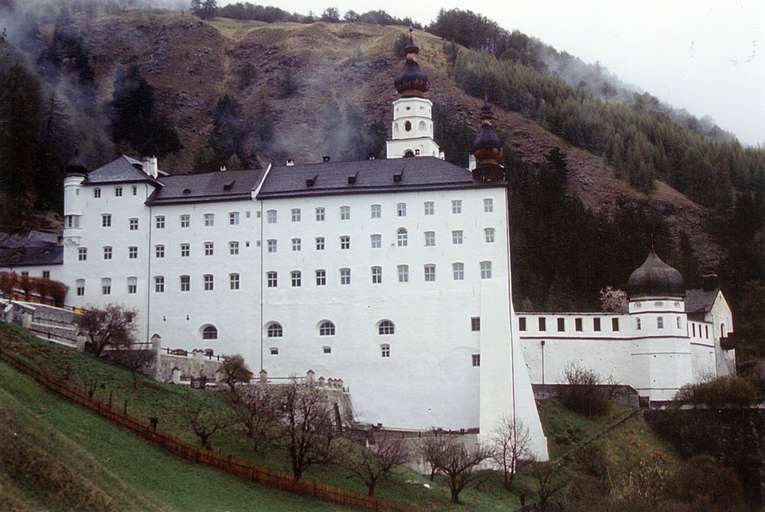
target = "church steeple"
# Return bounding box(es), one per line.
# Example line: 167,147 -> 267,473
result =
385,29 -> 442,159
471,100 -> 506,182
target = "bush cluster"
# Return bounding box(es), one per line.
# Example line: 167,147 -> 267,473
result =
0,271 -> 68,306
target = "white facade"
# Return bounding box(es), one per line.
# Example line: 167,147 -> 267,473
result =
386,98 -> 442,159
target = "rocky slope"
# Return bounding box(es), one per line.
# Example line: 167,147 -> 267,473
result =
69,12 -> 718,266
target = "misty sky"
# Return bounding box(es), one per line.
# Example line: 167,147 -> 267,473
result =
221,0 -> 764,146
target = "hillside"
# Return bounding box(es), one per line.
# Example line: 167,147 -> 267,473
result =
40,12 -> 718,266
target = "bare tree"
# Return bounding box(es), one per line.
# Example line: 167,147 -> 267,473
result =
528,461 -> 568,509
230,384 -> 279,451
492,417 -> 531,491
277,380 -> 337,481
561,362 -> 609,417
344,433 -> 409,496
76,304 -> 137,356
419,434 -> 449,481
180,393 -> 231,449
218,354 -> 253,396
431,436 -> 493,504
109,348 -> 155,389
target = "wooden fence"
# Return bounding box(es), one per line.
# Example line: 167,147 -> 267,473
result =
0,345 -> 413,512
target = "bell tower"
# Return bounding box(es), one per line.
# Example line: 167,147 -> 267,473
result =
386,30 -> 442,159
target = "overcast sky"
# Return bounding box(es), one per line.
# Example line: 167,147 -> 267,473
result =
221,0 -> 764,146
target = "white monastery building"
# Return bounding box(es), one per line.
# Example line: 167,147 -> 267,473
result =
1,35 -> 736,460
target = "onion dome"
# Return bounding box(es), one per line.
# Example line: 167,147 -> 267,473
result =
64,148 -> 87,176
471,101 -> 506,183
627,250 -> 686,299
394,29 -> 429,98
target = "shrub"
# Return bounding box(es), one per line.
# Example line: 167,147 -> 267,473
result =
674,375 -> 758,409
0,271 -> 18,297
670,455 -> 746,512
560,363 -> 610,417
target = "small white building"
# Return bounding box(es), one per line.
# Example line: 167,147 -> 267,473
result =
1,34 -> 736,459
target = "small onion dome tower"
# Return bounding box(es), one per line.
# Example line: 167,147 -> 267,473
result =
627,250 -> 685,299
393,29 -> 429,98
64,148 -> 88,176
471,101 -> 506,183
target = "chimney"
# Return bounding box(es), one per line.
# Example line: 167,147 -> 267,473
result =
219,165 -> 227,172
322,155 -> 331,162
702,274 -> 719,292
368,153 -> 376,161
142,156 -> 158,179
286,159 -> 295,167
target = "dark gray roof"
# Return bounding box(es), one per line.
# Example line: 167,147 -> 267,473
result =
146,169 -> 266,205
258,157 -> 493,199
85,155 -> 161,185
0,230 -> 58,249
685,288 -> 719,314
0,245 -> 63,267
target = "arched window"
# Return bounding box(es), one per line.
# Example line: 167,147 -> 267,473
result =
403,150 -> 415,158
202,325 -> 218,340
319,320 -> 335,336
397,228 -> 408,247
378,320 -> 395,335
404,120 -> 412,131
418,120 -> 426,131
267,322 -> 283,338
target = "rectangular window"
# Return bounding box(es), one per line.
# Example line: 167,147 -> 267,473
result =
315,237 -> 325,250
230,273 -> 240,290
557,318 -> 565,332
267,239 -> 277,253
612,318 -> 620,332
340,236 -> 350,250
323,346 -> 332,354
424,231 -> 435,247
397,265 -> 409,283
42,271 -> 50,279
370,204 -> 381,218
180,275 -> 190,292
315,207 -> 325,221
103,246 -> 112,260
519,317 -> 527,331
371,266 -> 382,284
381,344 -> 390,358
155,215 -> 165,229
291,208 -> 301,222
452,262 -> 464,280
657,317 -> 664,329
424,264 -> 436,282
154,276 -> 165,293
155,245 -> 165,258
132,185 -> 137,196
129,218 -> 139,231
705,325 -> 709,338
340,268 -> 351,285
292,238 -> 301,251
471,317 -> 481,331
340,206 -> 351,220
452,230 -> 463,244
480,261 -> 492,279
204,213 -> 215,227
594,318 -> 601,331
229,211 -> 240,225
472,354 -> 481,367
451,200 -> 462,214
484,228 -> 495,243
539,317 -> 547,331
204,241 -> 214,256
483,198 -> 494,212
94,188 -> 101,198
266,209 -> 277,223
424,201 -> 434,215
115,186 -> 122,197
181,243 -> 190,257
291,271 -> 301,287
315,269 -> 326,286
267,271 -> 278,288
76,279 -> 85,296
204,274 -> 214,291
229,241 -> 239,255
101,214 -> 112,227
78,247 -> 87,261
575,318 -> 583,331
370,234 -> 382,248
128,246 -> 138,259
101,278 -> 111,295
127,277 -> 137,294
180,214 -> 190,228
269,347 -> 279,356
396,202 -> 407,217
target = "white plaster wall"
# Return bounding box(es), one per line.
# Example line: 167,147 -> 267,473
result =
386,97 -> 440,158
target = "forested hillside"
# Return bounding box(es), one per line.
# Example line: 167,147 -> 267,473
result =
0,1 -> 762,365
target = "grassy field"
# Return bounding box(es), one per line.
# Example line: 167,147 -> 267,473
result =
0,324 -> 678,511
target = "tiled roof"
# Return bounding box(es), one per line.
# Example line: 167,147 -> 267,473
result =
0,230 -> 58,249
0,245 -> 63,267
685,288 -> 718,314
257,157 -> 494,199
146,169 -> 266,205
85,155 -> 161,185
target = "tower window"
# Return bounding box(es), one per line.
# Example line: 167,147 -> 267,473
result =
404,121 -> 412,131
657,317 -> 664,329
